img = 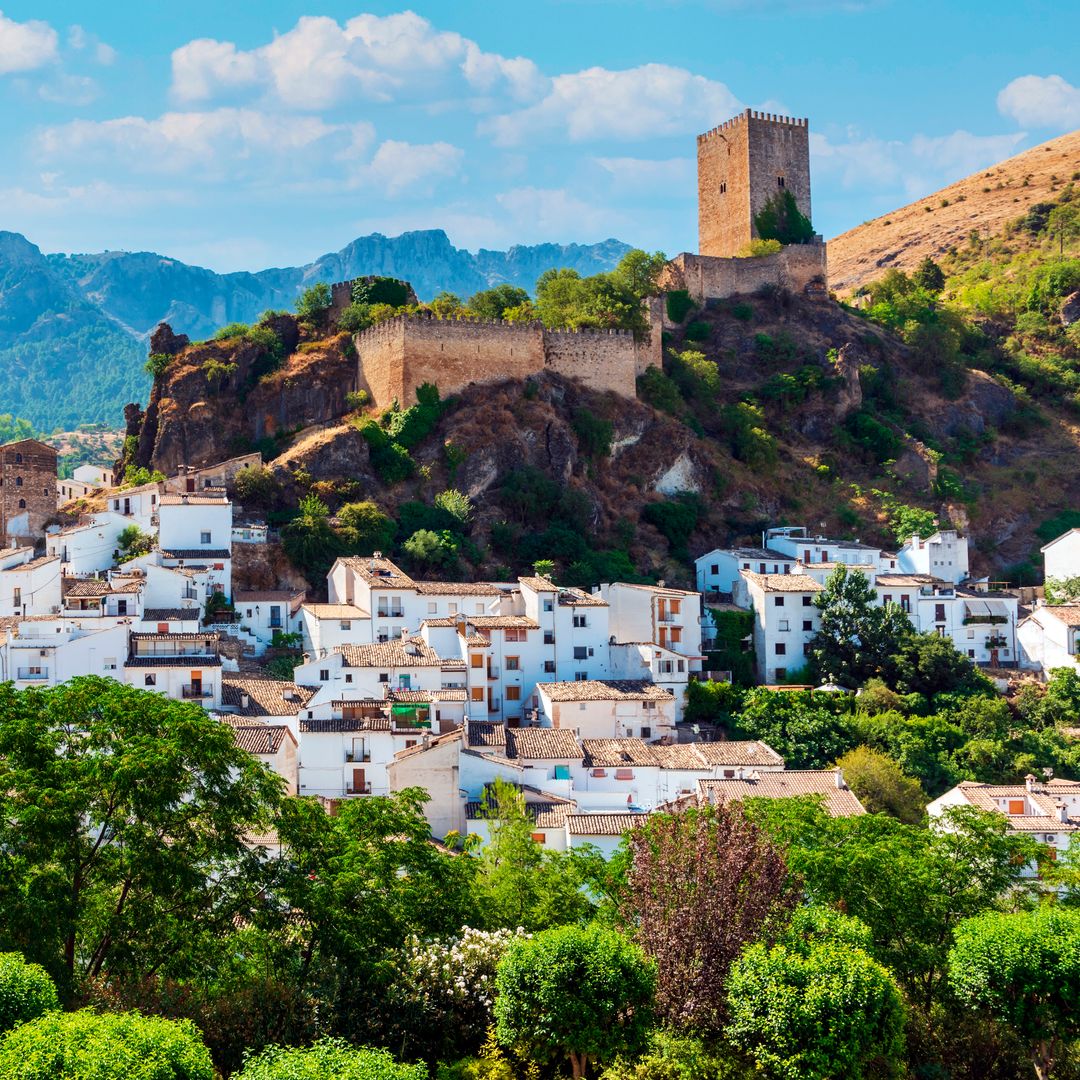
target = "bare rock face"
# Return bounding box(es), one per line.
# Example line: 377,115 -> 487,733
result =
832,343 -> 864,418
925,369 -> 1015,438
892,437 -> 939,492
1061,291 -> 1080,327
149,322 -> 190,356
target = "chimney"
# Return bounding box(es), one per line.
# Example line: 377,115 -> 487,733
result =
1059,804 -> 1069,824
835,768 -> 846,790
1025,773 -> 1037,792
241,694 -> 249,709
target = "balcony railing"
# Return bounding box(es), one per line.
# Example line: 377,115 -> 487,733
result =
344,750 -> 371,762
181,685 -> 212,699
345,783 -> 372,795
377,609 -> 405,619
985,635 -> 1008,649
16,669 -> 48,680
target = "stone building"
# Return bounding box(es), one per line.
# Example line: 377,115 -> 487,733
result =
0,438 -> 58,545
698,109 -> 813,258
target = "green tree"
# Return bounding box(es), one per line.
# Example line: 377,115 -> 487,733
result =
725,938 -> 905,1080
475,780 -> 596,931
116,524 -> 154,562
949,907 -> 1080,1080
467,284 -> 532,321
233,464 -> 280,507
753,190 -> 815,246
1044,577 -> 1080,604
749,799 -> 1040,1008
494,924 -> 655,1080
403,528 -> 459,568
295,282 -> 332,323
281,493 -> 342,580
1047,203 -> 1080,257
532,559 -> 556,579
434,488 -> 474,527
912,256 -> 946,294
808,564 -> 913,687
0,414 -> 36,444
430,292 -> 466,319
885,632 -> 989,697
336,302 -> 374,333
609,249 -> 667,299
731,689 -> 854,769
0,953 -> 58,1033
337,500 -> 396,554
235,1038 -> 426,1080
0,679 -> 281,992
0,1009 -> 215,1080
835,746 -> 927,824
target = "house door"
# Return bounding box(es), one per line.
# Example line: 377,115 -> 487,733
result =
190,670 -> 202,697
186,478 -> 196,493
352,768 -> 366,794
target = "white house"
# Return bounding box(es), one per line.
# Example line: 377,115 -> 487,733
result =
1018,605 -> 1080,676
300,603 -> 371,656
47,511 -> 132,576
765,526 -> 882,570
234,590 -> 305,653
123,630 -> 223,707
736,571 -> 822,683
1042,530 -> 1080,586
695,546 -> 797,596
536,680 -> 677,741
58,464 -> 113,506
0,620 -> 130,688
928,775 -> 1080,873
61,575 -> 142,621
157,494 -> 233,598
897,529 -> 970,585
0,550 -> 61,617
105,482 -> 161,530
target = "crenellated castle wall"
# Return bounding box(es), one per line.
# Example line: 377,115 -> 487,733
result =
353,311 -> 658,408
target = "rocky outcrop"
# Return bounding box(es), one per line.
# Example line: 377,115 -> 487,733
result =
1062,291 -> 1080,327
832,343 -> 864,418
150,322 -> 189,356
924,370 -> 1016,438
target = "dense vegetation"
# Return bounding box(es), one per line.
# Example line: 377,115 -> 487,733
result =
1,665 -> 1079,1077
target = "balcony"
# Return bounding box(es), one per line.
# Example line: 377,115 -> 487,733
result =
181,685 -> 212,699
377,609 -> 405,620
985,635 -> 1008,649
487,665 -> 500,679
345,782 -> 373,795
344,750 -> 371,763
16,668 -> 48,680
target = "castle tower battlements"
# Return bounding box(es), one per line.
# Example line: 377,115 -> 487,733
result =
698,107 -> 813,258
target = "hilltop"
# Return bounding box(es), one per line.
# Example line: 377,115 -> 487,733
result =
0,228 -> 630,430
828,128 -> 1080,293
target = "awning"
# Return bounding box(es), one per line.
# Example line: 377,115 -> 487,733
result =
964,600 -> 1009,618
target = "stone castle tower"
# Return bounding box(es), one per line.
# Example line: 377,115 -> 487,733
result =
697,109 -> 812,258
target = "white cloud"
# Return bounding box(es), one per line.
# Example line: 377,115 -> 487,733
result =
593,155 -> 694,193
997,74 -> 1080,130
354,139 -> 465,196
37,72 -> 99,106
480,63 -> 740,146
170,12 -> 545,110
35,108 -> 340,177
0,10 -> 58,75
811,128 -> 1025,197
67,24 -> 116,65
495,186 -> 626,240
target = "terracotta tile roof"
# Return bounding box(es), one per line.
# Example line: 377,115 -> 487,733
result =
692,740 -> 784,767
538,679 -> 674,702
222,718 -> 294,754
142,608 -> 200,622
63,578 -> 109,597
222,675 -> 314,716
698,770 -> 865,816
950,781 -> 1080,831
421,617 -> 458,627
505,726 -> 583,760
740,571 -> 823,593
125,656 -> 222,668
702,546 -> 794,561
462,633 -> 490,647
875,573 -> 947,587
300,717 -> 392,733
303,603 -> 368,619
611,582 -> 701,596
414,580 -> 503,595
468,615 -> 540,629
339,637 -> 446,667
519,575 -> 558,593
3,555 -> 59,572
465,784 -> 576,826
558,587 -> 608,607
567,812 -> 649,836
392,728 -> 465,760
338,555 -> 416,588
159,494 -> 228,505
467,720 -> 507,748
651,744 -> 710,769
160,549 -> 232,560
1040,606 -> 1080,627
582,739 -> 662,767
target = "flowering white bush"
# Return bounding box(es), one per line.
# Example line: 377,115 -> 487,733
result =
400,927 -> 530,1050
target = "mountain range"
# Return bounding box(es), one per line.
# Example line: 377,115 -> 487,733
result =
0,229 -> 631,431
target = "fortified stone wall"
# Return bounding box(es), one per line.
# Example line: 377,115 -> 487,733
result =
353,313 -> 649,408
0,438 -> 58,543
658,245 -> 828,312
698,111 -> 812,258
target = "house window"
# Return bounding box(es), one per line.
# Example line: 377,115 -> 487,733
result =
506,686 -> 521,701
573,614 -> 587,628
719,181 -> 727,194
935,604 -> 946,622
543,599 -> 554,612
379,672 -> 389,683
802,620 -> 812,632
157,622 -> 169,634
883,595 -> 892,604
104,658 -> 117,670
759,563 -> 766,573
471,687 -> 485,702
531,832 -> 547,843
543,660 -> 556,673
742,562 -> 750,570
710,564 -> 718,574
506,656 -> 520,671
17,499 -> 24,509
775,643 -> 786,655
968,649 -> 975,658
575,672 -> 588,681
319,669 -> 329,681
544,631 -> 555,645
573,646 -> 588,660
641,727 -> 651,739
777,175 -> 785,187
13,588 -> 20,607
774,596 -> 785,607
144,674 -> 156,686
802,596 -> 812,606
448,603 -> 458,615
778,619 -> 789,631
775,667 -> 786,680
427,602 -> 438,614
14,476 -> 21,487
614,769 -> 634,781
200,531 -> 211,544
345,674 -> 353,683
471,653 -> 484,668
340,620 -> 351,630
505,628 -> 525,642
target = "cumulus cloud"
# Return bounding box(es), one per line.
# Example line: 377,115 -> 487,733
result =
37,72 -> 99,106
170,11 -> 544,109
810,128 -> 1025,197
593,155 -> 694,193
495,186 -> 627,239
0,10 -> 58,75
480,63 -> 740,145
67,24 -> 116,65
354,139 -> 465,196
997,74 -> 1080,130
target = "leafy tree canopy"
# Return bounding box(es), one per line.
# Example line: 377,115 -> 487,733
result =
753,190 -> 815,246
0,953 -> 58,1034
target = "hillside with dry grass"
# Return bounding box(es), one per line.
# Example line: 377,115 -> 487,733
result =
829,128 -> 1080,293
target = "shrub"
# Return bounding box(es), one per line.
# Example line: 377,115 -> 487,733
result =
643,493 -> 700,557
352,277 -> 412,308
843,410 -> 901,464
344,389 -> 370,410
669,349 -> 721,398
295,282 -> 332,321
0,953 -> 57,1034
0,1009 -> 214,1080
145,353 -> 172,378
665,290 -> 695,323
236,1038 -> 425,1080
753,189 -> 815,245
404,529 -> 459,567
572,407 -> 613,458
637,366 -> 682,414
434,488 -> 474,527
233,464 -> 280,506
337,501 -> 396,554
337,303 -> 374,333
201,358 -> 237,391
683,320 -> 710,342
730,302 -> 755,322
735,238 -> 783,257
212,322 -> 249,340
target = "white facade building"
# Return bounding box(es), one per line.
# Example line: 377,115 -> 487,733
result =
1042,529 -> 1080,586
123,630 -> 223,707
47,511 -> 132,576
0,550 -> 61,617
737,571 -> 822,683
897,530 -> 970,585
695,547 -> 797,596
0,620 -> 130,689
1018,605 -> 1080,676
536,680 -> 677,741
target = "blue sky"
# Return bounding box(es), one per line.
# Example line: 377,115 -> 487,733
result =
0,0 -> 1077,273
